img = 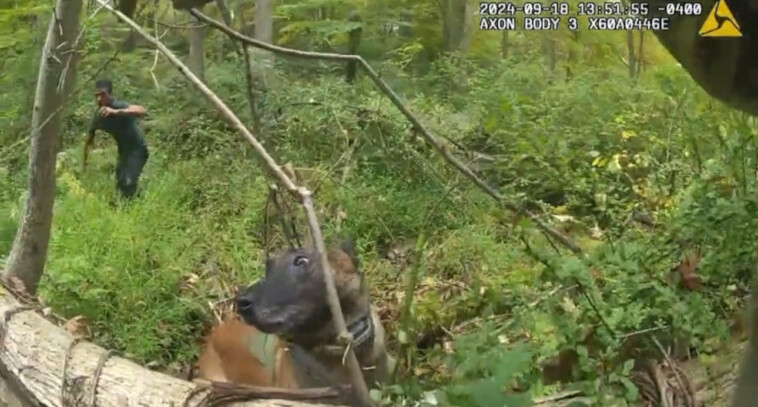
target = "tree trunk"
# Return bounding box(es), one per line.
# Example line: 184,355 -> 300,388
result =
501,30 -> 510,59
214,0 -> 240,56
543,33 -> 556,78
458,1 -> 475,53
246,0 -> 274,126
565,30 -> 579,80
626,30 -> 637,79
399,10 -> 413,38
441,0 -> 466,53
345,12 -> 362,84
637,31 -> 645,74
3,0 -> 83,296
123,32 -> 138,52
253,0 -> 274,69
189,9 -> 206,81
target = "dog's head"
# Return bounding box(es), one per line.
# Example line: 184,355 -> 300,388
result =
236,238 -> 369,347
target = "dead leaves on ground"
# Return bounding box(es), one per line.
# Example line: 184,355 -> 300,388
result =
667,248 -> 703,292
62,315 -> 91,339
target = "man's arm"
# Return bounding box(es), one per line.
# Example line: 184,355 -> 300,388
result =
111,100 -> 147,118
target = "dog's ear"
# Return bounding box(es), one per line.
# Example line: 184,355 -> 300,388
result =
339,237 -> 360,271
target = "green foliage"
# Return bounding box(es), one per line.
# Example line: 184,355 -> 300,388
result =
439,329 -> 534,407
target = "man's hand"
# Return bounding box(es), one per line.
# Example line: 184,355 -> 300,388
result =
99,106 -> 118,117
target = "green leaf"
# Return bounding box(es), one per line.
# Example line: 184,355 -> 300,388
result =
501,97 -> 512,113
369,389 -> 383,402
519,217 -> 534,230
484,114 -> 498,132
493,346 -> 532,381
621,358 -> 635,375
468,378 -> 506,407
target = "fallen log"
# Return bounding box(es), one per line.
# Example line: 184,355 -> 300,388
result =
0,284 -> 345,407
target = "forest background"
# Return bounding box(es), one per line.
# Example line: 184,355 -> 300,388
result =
2,0 -> 757,405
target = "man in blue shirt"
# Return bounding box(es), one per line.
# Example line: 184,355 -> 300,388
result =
83,79 -> 149,199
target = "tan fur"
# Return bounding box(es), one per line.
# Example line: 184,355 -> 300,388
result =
197,310 -> 388,388
197,315 -> 296,387
196,246 -> 389,390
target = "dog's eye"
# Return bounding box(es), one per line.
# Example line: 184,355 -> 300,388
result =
293,255 -> 309,267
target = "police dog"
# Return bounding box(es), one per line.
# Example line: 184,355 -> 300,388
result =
196,239 -> 393,403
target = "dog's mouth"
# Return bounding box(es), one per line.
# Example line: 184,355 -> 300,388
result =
239,303 -> 303,334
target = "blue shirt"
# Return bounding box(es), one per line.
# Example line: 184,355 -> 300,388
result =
89,98 -> 146,156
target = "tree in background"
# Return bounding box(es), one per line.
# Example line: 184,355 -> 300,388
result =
3,0 -> 83,295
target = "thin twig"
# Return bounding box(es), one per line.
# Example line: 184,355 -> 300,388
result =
61,337 -> 83,405
651,336 -> 696,406
301,191 -> 373,406
88,349 -> 116,406
149,0 -> 161,88
95,2 -> 373,405
151,18 -> 206,29
533,390 -> 585,404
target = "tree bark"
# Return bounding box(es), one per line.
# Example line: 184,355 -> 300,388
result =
543,33 -> 556,77
500,30 -> 509,59
253,0 -> 274,70
441,0 -> 465,53
457,1 -> 475,53
626,30 -> 637,79
245,0 -> 274,131
637,31 -> 645,74
214,0 -> 241,55
189,8 -> 206,81
345,12 -> 362,84
3,0 -> 83,296
565,30 -> 579,80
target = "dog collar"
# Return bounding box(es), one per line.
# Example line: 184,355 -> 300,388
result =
347,312 -> 374,349
314,312 -> 374,357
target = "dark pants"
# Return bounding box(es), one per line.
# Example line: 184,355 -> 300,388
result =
115,146 -> 149,199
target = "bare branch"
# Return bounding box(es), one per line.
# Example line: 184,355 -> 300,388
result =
190,9 -> 585,257
149,0 -> 161,89
94,1 -> 374,405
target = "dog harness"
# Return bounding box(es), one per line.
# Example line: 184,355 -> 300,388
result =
245,331 -> 279,381
244,312 -> 381,389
